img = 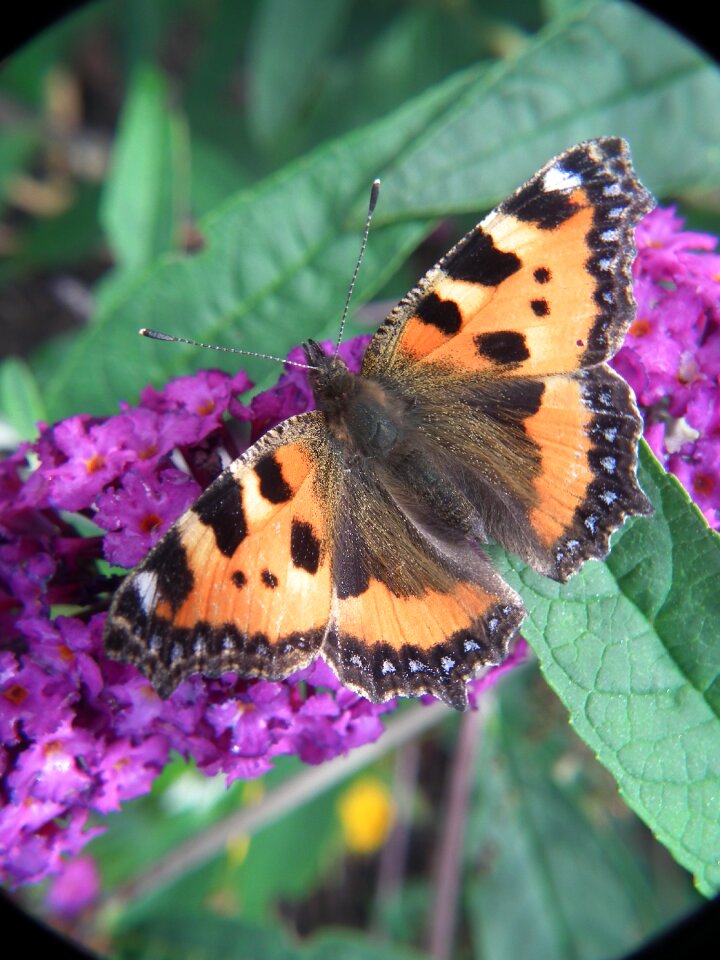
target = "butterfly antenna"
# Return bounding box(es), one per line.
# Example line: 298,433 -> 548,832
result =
335,178 -> 381,354
139,329 -> 318,371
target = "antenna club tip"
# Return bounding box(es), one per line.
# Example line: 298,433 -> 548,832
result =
139,328 -> 148,336
368,179 -> 381,214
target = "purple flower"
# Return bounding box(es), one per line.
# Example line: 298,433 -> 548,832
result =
0,340 -> 528,892
95,468 -> 201,568
614,206 -> 720,529
92,735 -> 170,813
46,855 -> 100,918
31,415 -> 136,512
140,369 -> 252,443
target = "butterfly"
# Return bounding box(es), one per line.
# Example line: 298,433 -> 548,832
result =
104,137 -> 654,710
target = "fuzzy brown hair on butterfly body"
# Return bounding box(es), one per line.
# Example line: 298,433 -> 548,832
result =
105,137 -> 654,711
305,342 -> 523,587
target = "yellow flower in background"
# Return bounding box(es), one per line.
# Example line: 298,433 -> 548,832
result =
337,776 -> 395,854
226,834 -> 250,867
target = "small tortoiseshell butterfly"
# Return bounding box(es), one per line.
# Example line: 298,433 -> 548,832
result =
104,137 -> 653,710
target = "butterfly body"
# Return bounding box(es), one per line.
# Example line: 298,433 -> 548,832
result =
305,339 -> 408,458
105,138 -> 653,710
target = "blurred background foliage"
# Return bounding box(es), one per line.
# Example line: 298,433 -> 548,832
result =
1,1 -> 717,957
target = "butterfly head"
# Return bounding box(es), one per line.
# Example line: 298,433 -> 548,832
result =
303,339 -> 356,414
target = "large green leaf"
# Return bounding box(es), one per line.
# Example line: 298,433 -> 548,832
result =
111,914 -> 428,960
0,127 -> 39,203
492,445 -> 720,896
0,356 -> 46,440
384,0 -> 720,217
465,669 -> 697,960
111,914 -> 297,960
100,65 -> 188,272
41,1 -> 720,419
40,67 -> 458,417
247,0 -> 354,149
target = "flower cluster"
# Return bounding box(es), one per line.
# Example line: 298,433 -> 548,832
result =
0,332 -> 526,896
613,207 -> 720,528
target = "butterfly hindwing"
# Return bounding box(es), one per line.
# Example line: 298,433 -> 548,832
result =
327,561 -> 524,711
520,364 -> 651,578
322,451 -> 525,709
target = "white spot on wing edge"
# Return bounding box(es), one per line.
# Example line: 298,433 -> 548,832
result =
542,166 -> 582,193
584,514 -> 598,534
134,570 -> 160,615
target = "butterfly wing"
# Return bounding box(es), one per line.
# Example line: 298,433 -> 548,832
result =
105,412 -> 336,697
361,137 -> 653,581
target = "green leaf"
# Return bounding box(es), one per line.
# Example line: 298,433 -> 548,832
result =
100,65 -> 188,272
382,0 -> 720,217
466,669 -> 697,960
42,66 -> 466,417
493,445 -> 720,896
0,127 -> 39,204
0,356 -> 47,440
304,932 -> 428,960
111,914 -> 296,960
39,1 -> 720,420
231,783 -> 340,921
110,913 -> 428,960
247,0 -> 354,149
190,137 -> 250,218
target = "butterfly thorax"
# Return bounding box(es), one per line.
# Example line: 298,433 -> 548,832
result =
304,339 -> 407,458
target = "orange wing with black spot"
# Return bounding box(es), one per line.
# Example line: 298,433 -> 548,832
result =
362,137 -> 653,580
325,570 -> 523,711
105,413 -> 335,697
